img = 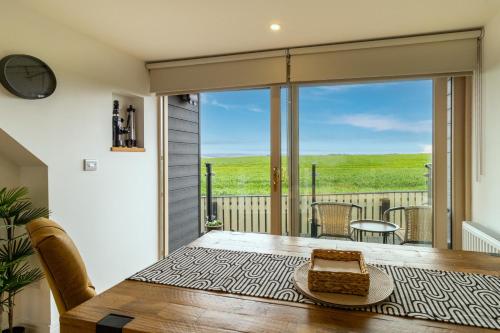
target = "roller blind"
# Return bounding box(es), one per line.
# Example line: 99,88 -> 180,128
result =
289,31 -> 480,83
147,30 -> 481,94
148,50 -> 287,94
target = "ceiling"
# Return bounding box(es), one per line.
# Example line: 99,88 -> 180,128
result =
18,0 -> 500,62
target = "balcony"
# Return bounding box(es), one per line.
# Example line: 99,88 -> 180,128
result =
201,190 -> 429,243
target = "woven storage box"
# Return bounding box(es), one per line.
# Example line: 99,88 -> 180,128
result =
308,249 -> 370,296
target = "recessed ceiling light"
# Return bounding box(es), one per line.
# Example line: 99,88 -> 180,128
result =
270,23 -> 281,31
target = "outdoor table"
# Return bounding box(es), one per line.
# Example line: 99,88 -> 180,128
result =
351,219 -> 400,244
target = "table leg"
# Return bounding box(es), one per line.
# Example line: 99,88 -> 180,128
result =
383,233 -> 387,244
360,230 -> 363,242
393,232 -> 395,244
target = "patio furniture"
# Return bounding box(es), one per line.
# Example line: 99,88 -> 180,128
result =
383,206 -> 433,245
311,202 -> 362,240
350,219 -> 400,244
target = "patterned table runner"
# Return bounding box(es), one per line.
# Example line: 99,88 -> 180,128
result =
129,247 -> 500,329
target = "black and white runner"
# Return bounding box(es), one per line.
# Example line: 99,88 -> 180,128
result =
129,247 -> 500,329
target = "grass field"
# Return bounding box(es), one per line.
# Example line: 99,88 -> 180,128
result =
201,154 -> 431,196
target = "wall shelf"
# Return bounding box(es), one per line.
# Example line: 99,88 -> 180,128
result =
111,92 -> 145,151
110,147 -> 146,152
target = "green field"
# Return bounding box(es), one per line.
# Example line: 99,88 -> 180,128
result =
201,154 -> 431,196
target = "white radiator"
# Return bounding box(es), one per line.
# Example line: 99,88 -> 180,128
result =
462,222 -> 500,254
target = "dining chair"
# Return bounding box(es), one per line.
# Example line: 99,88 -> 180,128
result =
311,202 -> 363,240
383,206 -> 433,245
26,218 -> 96,315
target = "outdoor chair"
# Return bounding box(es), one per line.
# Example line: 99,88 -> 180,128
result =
311,202 -> 362,240
383,206 -> 432,245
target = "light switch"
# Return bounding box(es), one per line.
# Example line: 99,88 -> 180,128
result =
84,159 -> 98,171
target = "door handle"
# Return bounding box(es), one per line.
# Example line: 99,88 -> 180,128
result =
272,167 -> 280,191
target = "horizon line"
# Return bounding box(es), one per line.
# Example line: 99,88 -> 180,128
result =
201,152 -> 432,158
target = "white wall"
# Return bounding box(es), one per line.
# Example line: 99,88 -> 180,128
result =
472,11 -> 500,235
0,3 -> 157,332
17,166 -> 51,332
0,156 -> 20,188
0,140 -> 50,332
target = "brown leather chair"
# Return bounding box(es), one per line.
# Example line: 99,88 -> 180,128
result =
26,218 -> 96,315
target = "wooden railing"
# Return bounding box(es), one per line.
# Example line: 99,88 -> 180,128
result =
201,191 -> 428,236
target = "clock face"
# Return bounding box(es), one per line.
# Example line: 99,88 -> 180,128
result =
0,55 -> 56,99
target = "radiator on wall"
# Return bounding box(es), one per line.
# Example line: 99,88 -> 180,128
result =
462,222 -> 500,254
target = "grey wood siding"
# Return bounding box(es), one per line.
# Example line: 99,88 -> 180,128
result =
168,95 -> 200,252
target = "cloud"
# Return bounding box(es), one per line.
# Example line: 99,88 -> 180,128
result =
316,84 -> 364,92
421,144 -> 432,153
310,82 -> 403,95
330,113 -> 431,133
304,85 -> 361,98
201,96 -> 264,113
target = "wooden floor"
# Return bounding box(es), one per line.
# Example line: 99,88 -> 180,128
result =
61,231 -> 500,333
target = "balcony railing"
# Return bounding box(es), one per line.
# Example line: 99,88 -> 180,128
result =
201,190 -> 428,236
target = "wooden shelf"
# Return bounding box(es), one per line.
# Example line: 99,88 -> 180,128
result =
112,93 -> 145,153
110,147 -> 145,152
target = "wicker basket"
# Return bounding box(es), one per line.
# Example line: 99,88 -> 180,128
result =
307,249 -> 370,296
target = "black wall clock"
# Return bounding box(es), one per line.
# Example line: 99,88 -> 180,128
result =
0,54 -> 57,99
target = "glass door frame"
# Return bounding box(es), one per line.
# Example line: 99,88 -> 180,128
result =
285,78 -> 472,249
433,78 -> 448,249
270,86 -> 283,235
161,87 -> 285,238
157,78 -> 471,250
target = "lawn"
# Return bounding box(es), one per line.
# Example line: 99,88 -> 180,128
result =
201,154 -> 431,196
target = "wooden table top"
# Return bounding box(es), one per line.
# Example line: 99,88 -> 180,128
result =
61,231 -> 500,333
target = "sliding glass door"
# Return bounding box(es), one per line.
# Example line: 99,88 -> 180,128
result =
293,80 -> 434,246
195,77 -> 465,249
199,88 -> 283,234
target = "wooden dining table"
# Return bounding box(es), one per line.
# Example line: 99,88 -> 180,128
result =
61,231 -> 500,332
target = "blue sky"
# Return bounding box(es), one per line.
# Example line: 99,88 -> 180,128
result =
200,80 -> 432,157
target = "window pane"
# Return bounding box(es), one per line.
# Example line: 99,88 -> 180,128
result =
200,89 -> 271,233
298,80 -> 433,245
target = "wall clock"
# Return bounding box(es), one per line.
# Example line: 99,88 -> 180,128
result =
0,54 -> 56,99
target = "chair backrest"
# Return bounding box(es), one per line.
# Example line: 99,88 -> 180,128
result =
404,206 -> 433,244
313,203 -> 358,237
26,218 -> 96,315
